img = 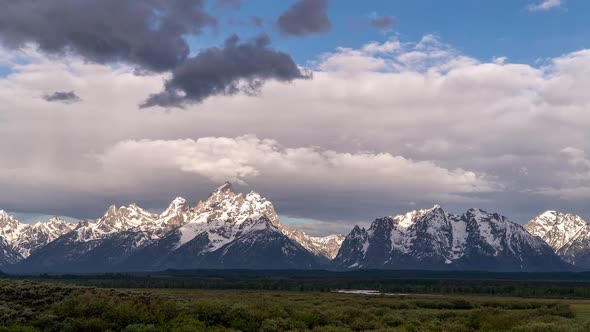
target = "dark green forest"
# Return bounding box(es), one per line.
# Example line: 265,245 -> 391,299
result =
19,269 -> 590,298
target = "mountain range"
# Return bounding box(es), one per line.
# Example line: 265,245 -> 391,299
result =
0,182 -> 588,273
333,206 -> 567,271
2,183 -> 343,273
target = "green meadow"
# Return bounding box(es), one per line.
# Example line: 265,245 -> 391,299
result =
2,277 -> 590,331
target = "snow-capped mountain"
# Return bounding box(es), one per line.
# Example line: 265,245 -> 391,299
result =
525,211 -> 587,251
11,182 -> 342,272
120,182 -> 327,270
333,206 -> 569,272
525,211 -> 590,268
12,217 -> 75,258
14,201 -> 190,273
0,210 -> 75,263
3,184 -> 582,273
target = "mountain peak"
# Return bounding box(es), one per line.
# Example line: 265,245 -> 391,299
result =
0,210 -> 15,222
525,210 -> 588,253
46,216 -> 68,224
165,197 -> 187,212
171,196 -> 187,204
539,210 -> 559,217
0,210 -> 19,228
391,205 -> 444,229
105,204 -> 118,216
156,197 -> 192,231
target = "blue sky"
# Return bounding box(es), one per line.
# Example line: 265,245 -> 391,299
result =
196,0 -> 590,66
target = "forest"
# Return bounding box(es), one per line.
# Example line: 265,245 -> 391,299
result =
22,269 -> 590,298
1,273 -> 590,331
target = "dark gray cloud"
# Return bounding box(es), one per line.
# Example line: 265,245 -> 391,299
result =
215,0 -> 241,10
0,1 -> 314,106
252,17 -> 265,28
43,91 -> 81,103
0,0 -> 216,72
141,34 -> 312,108
277,0 -> 331,37
370,15 -> 395,31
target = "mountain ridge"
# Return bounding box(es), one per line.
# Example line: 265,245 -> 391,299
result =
333,206 -> 569,272
0,185 -> 586,273
3,183 -> 342,273
0,210 -> 75,261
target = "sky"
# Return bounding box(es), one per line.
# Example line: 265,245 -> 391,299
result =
0,0 -> 590,235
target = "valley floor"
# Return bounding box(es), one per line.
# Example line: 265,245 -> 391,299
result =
1,277 -> 590,331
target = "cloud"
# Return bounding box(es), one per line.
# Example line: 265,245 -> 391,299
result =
2,36 -> 590,229
370,15 -> 396,31
141,34 -> 312,108
251,17 -> 265,28
277,0 -> 331,37
42,91 -> 81,103
316,35 -> 474,73
0,1 -> 311,106
528,0 -> 563,11
535,147 -> 590,197
0,0 -> 216,72
97,136 -> 497,200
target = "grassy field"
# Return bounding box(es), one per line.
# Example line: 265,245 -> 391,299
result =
572,302 -> 590,325
2,278 -> 590,331
131,288 -> 590,330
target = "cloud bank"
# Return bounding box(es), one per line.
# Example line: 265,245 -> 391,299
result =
1,35 -> 590,233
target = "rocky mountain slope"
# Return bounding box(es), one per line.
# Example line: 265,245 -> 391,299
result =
333,206 -> 569,272
7,183 -> 340,272
526,211 -> 590,268
283,231 -> 345,260
0,210 -> 74,262
119,183 -> 325,271
11,202 -> 191,273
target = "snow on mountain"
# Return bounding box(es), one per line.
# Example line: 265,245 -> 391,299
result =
0,210 -> 75,261
526,211 -> 590,268
281,228 -> 345,259
334,206 -> 567,272
12,217 -> 75,258
70,202 -> 176,243
0,210 -> 25,245
118,183 -> 341,271
168,182 -> 342,258
11,182 -> 341,272
16,199 -> 198,272
172,182 -> 281,251
158,197 -> 192,229
0,237 -> 21,266
525,211 -> 587,251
